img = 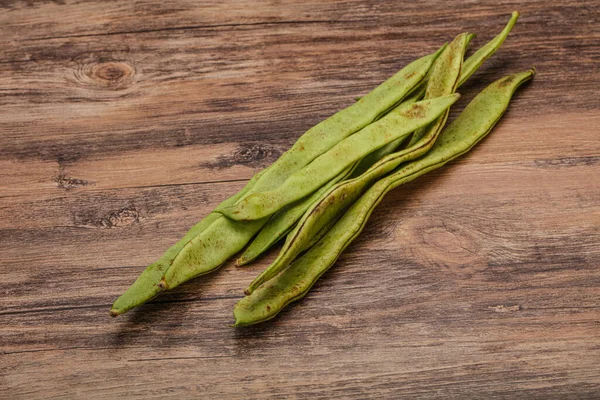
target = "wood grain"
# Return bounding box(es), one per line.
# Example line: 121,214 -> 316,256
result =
1,0 -> 599,398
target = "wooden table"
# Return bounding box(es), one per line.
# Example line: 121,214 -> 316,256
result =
2,1 -> 599,398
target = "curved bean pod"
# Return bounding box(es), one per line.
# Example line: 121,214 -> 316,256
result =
332,12 -> 518,177
218,94 -> 460,222
160,95 -> 456,292
233,69 -> 535,326
161,94 -> 458,290
155,50 -> 444,291
253,12 -> 520,280
244,32 -> 471,295
459,11 -> 519,87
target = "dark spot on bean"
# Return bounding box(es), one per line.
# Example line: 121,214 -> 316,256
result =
400,103 -> 427,119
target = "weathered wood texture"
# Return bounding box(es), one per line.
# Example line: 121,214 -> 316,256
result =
1,0 -> 599,398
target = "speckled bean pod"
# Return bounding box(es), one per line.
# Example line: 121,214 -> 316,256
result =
244,32 -> 471,295
111,50 -> 443,314
233,69 -> 535,326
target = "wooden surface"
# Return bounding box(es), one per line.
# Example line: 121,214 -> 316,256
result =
1,0 -> 599,398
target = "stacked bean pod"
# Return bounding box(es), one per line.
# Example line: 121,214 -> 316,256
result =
111,12 -> 534,326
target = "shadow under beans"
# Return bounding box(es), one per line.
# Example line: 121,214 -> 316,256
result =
110,268 -> 223,349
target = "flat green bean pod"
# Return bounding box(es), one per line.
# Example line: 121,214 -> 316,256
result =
244,32 -> 471,295
459,11 -> 519,87
325,11 -> 517,173
163,95 -> 458,291
156,50 -> 444,291
233,69 -> 535,326
162,94 -> 458,290
218,94 -> 460,222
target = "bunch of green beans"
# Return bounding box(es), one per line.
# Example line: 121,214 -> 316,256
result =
111,12 -> 534,325
234,69 -> 535,326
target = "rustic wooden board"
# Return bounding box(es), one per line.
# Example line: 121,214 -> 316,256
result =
1,0 -> 599,398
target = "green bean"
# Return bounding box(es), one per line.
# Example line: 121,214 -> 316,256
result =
238,11 -> 517,263
154,49 -> 445,292
161,95 -> 458,290
112,49 -> 444,311
233,69 -> 535,326
110,169 -> 265,316
218,93 -> 460,222
213,48 -> 445,217
243,32 -> 470,295
310,12 -> 517,184
460,11 -> 519,86
236,163 -> 357,266
249,12 -> 520,284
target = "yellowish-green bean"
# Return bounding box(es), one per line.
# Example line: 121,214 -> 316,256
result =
157,51 -> 444,292
229,47 -> 446,202
244,32 -> 471,295
234,69 -> 535,326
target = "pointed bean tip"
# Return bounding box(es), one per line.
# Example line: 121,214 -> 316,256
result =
244,287 -> 252,296
109,309 -> 120,318
434,42 -> 448,56
512,11 -> 520,19
232,309 -> 245,327
236,256 -> 252,267
465,32 -> 477,47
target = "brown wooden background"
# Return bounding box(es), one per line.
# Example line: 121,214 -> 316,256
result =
1,0 -> 599,398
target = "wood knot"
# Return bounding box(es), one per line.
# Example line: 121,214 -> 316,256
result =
233,144 -> 278,165
53,174 -> 92,190
89,207 -> 139,229
75,61 -> 135,90
396,217 -> 482,275
203,144 -> 281,169
95,63 -> 127,81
